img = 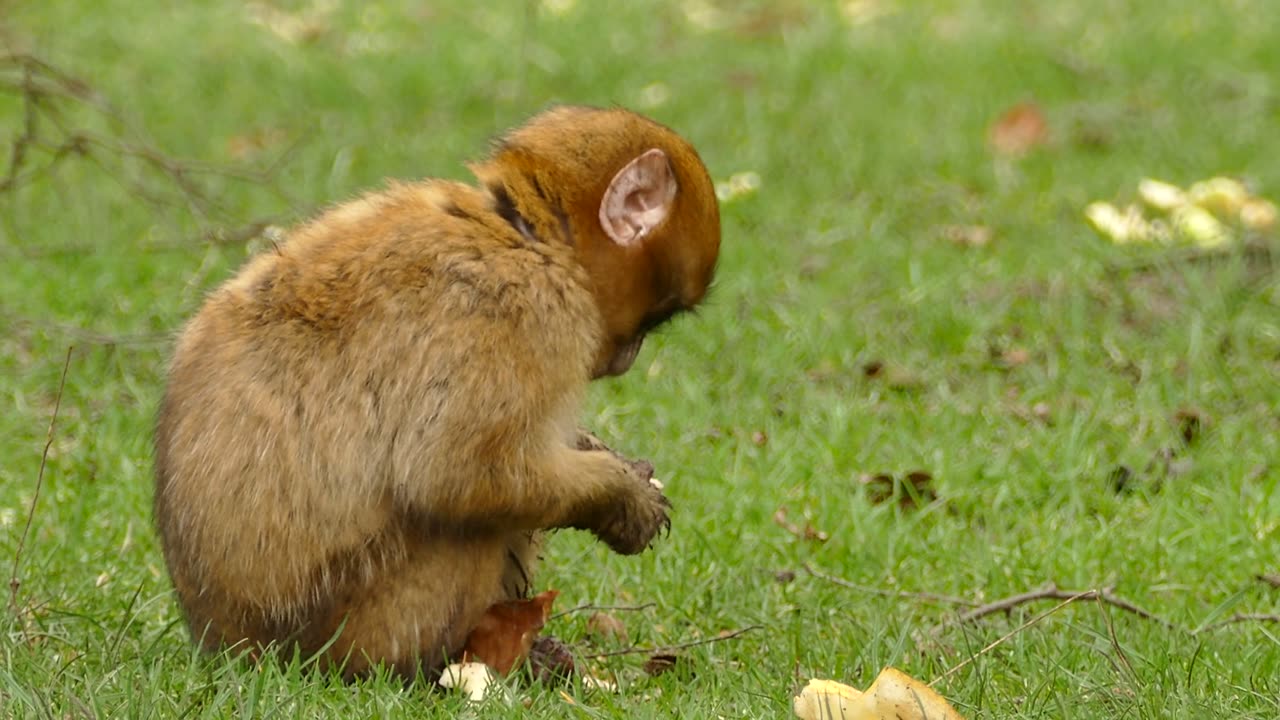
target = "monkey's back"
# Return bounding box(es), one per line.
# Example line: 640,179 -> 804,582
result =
154,180 -> 599,660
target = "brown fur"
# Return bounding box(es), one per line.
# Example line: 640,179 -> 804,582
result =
153,106 -> 720,679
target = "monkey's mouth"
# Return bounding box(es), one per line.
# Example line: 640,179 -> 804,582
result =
600,337 -> 644,377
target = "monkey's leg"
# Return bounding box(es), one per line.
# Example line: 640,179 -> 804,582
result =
305,532 -> 536,681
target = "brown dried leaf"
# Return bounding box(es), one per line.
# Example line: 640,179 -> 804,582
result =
859,471 -> 938,510
462,590 -> 559,675
642,652 -> 694,678
585,612 -> 628,641
939,224 -> 993,248
1174,407 -> 1208,446
774,569 -> 797,584
988,102 -> 1050,157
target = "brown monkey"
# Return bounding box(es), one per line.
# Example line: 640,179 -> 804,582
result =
153,106 -> 720,680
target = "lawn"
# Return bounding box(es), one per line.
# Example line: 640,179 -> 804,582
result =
3,1 -> 1279,717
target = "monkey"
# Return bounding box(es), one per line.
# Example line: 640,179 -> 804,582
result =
153,106 -> 721,680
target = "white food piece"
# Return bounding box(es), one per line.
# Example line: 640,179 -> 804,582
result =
438,662 -> 511,704
649,477 -> 665,490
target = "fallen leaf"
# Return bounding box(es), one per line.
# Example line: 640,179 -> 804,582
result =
640,650 -> 691,676
462,590 -> 559,675
1257,574 -> 1280,589
585,612 -> 628,642
1174,407 -> 1208,446
939,224 -> 992,248
860,471 -> 938,510
774,569 -> 797,584
988,102 -> 1050,157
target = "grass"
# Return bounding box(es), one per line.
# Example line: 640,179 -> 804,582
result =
2,0 -> 1279,717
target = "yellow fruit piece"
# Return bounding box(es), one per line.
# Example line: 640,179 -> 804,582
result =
794,668 -> 966,720
1240,198 -> 1277,232
1172,205 -> 1231,248
1085,202 -> 1155,244
1137,178 -> 1186,211
1188,177 -> 1248,218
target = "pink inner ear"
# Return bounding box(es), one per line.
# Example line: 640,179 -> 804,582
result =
600,148 -> 676,247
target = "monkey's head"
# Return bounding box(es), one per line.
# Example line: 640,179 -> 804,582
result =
471,106 -> 721,379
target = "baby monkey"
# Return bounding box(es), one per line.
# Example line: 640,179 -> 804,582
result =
153,106 -> 721,679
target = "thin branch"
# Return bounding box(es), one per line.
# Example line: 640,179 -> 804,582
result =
580,625 -> 762,659
1257,574 -> 1280,589
933,582 -> 1176,633
930,591 -> 1092,687
9,346 -> 73,628
548,602 -> 656,622
803,563 -> 978,607
1193,613 -> 1280,635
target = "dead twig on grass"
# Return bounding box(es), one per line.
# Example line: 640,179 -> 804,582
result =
1193,613 -> 1280,635
8,346 -> 73,632
1257,574 -> 1280,589
548,602 -> 656,622
803,563 -> 978,607
580,625 -> 762,660
930,591 -> 1093,687
933,581 -> 1176,633
0,49 -> 300,243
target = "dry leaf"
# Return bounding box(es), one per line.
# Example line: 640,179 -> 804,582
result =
860,471 -> 938,510
988,102 -> 1050,157
1174,407 -> 1208,446
462,590 -> 559,675
585,612 -> 628,641
642,652 -> 693,678
939,224 -> 992,248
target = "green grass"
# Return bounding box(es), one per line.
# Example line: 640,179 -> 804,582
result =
3,0 -> 1279,717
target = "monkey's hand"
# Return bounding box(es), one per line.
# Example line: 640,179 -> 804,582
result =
567,431 -> 669,553
575,430 -> 659,483
591,458 -> 670,555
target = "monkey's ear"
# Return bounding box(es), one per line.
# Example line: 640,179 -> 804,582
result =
599,148 -> 677,247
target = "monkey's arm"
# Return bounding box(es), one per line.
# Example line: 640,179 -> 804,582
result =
388,277 -> 670,554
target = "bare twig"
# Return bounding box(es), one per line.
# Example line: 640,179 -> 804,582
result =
930,591 -> 1092,687
548,602 -> 656,622
1,49 -> 301,234
803,563 -> 978,607
1193,613 -> 1280,635
580,625 -> 762,660
8,346 -> 73,627
933,582 -> 1176,632
1257,574 -> 1280,589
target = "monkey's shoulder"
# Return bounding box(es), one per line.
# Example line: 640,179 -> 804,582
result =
208,180 -> 592,335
